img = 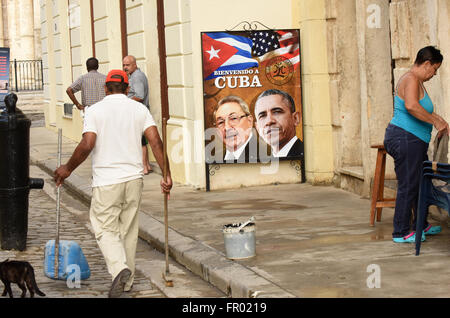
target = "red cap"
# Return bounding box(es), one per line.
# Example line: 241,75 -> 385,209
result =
106,69 -> 129,84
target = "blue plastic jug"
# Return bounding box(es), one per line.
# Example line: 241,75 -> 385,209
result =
44,240 -> 90,280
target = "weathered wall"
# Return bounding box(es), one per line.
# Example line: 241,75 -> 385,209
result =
326,0 -> 450,197
357,0 -> 393,197
391,0 -> 450,157
326,0 -> 362,185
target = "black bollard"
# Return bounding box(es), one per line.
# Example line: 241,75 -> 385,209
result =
0,93 -> 44,251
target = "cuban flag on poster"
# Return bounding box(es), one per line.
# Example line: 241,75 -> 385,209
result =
202,32 -> 258,80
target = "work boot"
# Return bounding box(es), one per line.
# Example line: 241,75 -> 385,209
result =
108,268 -> 131,298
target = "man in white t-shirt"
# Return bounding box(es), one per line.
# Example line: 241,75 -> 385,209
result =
54,69 -> 172,298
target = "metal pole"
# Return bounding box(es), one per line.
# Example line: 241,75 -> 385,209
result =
162,118 -> 169,275
32,61 -> 35,91
27,61 -> 30,91
14,59 -> 18,92
54,128 -> 62,278
20,62 -> 23,91
20,61 -> 23,91
40,60 -> 44,90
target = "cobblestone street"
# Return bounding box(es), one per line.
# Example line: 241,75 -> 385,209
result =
0,174 -> 164,298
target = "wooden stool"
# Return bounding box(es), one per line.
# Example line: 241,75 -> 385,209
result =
370,144 -> 396,226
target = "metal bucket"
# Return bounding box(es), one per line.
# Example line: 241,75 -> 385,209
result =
222,222 -> 256,259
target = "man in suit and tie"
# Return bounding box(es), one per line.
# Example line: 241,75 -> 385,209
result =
212,95 -> 261,163
254,89 -> 304,158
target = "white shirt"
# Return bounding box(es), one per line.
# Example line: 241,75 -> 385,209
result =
224,132 -> 253,160
273,136 -> 298,158
83,94 -> 156,187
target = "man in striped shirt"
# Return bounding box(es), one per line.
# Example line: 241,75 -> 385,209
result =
66,57 -> 106,111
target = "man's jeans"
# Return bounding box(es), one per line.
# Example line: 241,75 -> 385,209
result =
384,124 -> 429,238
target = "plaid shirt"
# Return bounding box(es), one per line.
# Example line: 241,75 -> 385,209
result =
70,70 -> 106,107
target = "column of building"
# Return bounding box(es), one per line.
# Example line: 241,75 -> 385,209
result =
4,0 -> 35,60
0,1 -> 4,46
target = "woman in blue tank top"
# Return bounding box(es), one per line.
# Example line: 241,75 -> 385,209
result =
384,46 -> 447,243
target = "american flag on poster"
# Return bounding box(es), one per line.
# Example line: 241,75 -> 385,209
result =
202,32 -> 259,80
250,30 -> 300,69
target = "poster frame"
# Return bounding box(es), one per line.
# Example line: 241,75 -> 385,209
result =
200,29 -> 305,191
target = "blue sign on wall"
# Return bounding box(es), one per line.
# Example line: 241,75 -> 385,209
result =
0,47 -> 10,108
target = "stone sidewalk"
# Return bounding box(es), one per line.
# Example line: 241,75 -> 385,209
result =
1,165 -> 225,298
30,126 -> 450,298
0,181 -> 164,298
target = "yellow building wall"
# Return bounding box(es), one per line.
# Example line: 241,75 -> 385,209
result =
40,0 -> 56,131
41,0 -> 159,142
41,0 -> 89,138
164,0 -> 335,188
293,0 -> 334,184
125,0 -> 163,160
40,0 -> 335,189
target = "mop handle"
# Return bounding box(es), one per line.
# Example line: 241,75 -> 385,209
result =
162,118 -> 169,274
54,128 -> 62,278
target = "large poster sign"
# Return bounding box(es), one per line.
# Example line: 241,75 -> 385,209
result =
202,29 -> 303,170
0,47 -> 10,108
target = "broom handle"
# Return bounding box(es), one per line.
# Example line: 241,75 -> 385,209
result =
54,128 -> 62,279
162,118 -> 169,275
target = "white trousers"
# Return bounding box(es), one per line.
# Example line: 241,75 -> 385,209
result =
89,178 -> 143,290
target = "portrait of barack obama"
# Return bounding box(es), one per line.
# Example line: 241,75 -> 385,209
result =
254,89 -> 304,158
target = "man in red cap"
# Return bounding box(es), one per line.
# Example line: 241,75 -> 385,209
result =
54,69 -> 172,298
